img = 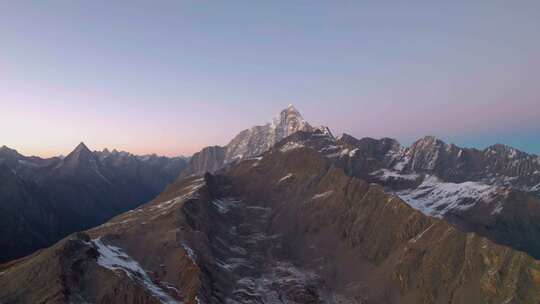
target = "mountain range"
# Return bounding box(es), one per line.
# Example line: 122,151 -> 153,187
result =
276,130 -> 540,259
0,143 -> 187,263
1,105 -> 540,303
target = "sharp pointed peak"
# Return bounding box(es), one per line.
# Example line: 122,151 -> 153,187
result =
60,141 -> 99,169
75,142 -> 89,149
280,104 -> 301,115
0,145 -> 22,157
67,142 -> 93,158
0,145 -> 16,151
271,104 -> 308,125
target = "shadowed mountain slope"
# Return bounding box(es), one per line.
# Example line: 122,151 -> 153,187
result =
0,143 -> 187,263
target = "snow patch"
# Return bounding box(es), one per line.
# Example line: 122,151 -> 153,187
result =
326,148 -> 351,158
280,142 -> 305,153
150,178 -> 205,212
371,169 -> 420,181
278,173 -> 294,184
409,223 -> 435,243
491,204 -> 504,215
397,176 -> 499,217
312,191 -> 333,200
181,243 -> 197,264
211,198 -> 241,214
231,154 -> 244,160
93,239 -> 180,303
393,154 -> 410,171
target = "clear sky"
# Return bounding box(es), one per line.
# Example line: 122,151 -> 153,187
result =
1,1 -> 539,157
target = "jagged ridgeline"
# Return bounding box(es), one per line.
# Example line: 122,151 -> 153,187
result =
0,144 -> 187,263
1,105 -> 540,303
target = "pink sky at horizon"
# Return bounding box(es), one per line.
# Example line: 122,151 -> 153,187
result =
2,64 -> 540,158
1,1 -> 539,157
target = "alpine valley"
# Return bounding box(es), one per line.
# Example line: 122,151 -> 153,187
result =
1,106 -> 540,304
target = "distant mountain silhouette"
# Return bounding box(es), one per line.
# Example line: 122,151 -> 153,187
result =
0,144 -> 187,262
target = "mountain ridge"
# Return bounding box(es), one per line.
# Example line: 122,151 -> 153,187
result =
0,142 -> 188,263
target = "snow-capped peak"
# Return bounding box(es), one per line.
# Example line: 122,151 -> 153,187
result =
226,105 -> 313,161
270,104 -> 309,133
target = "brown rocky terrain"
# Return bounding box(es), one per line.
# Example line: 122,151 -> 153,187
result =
181,106 -> 540,263
2,141 -> 540,304
278,130 -> 540,260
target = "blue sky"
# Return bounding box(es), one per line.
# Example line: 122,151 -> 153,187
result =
1,1 -> 539,156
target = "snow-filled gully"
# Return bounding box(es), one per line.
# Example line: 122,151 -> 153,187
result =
93,238 -> 181,304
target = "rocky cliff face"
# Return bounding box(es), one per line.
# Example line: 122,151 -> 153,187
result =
2,144 -> 540,304
179,145 -> 226,178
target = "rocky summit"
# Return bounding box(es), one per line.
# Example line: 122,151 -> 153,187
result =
180,105 -> 314,178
